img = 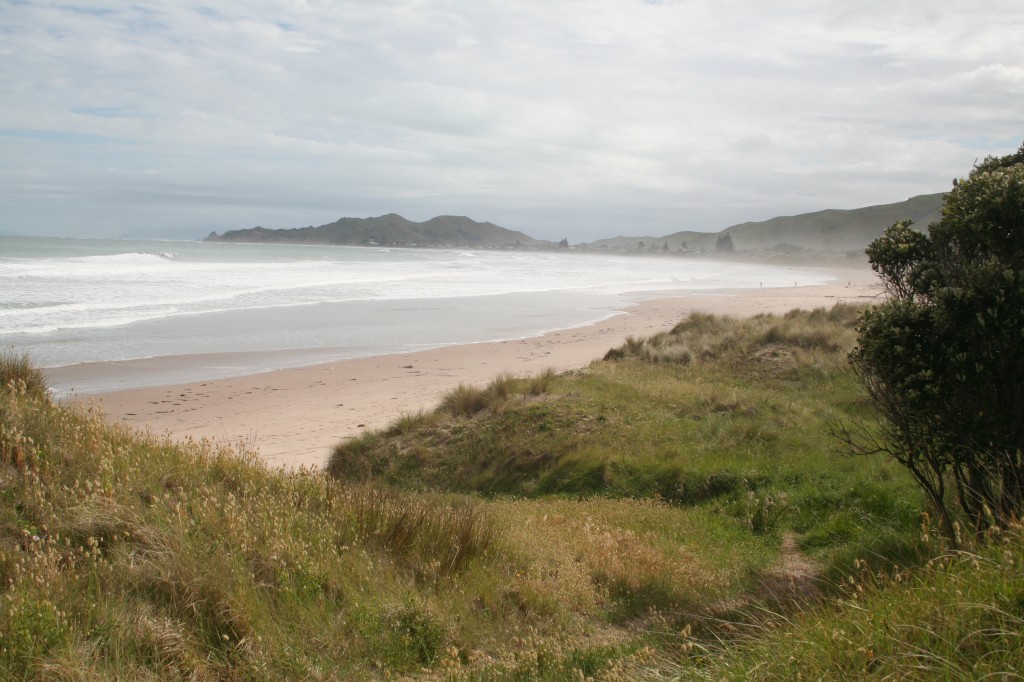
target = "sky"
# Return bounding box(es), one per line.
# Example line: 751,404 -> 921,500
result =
1,1 -> 1022,243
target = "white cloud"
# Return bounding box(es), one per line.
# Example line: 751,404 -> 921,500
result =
1,0 -> 1022,240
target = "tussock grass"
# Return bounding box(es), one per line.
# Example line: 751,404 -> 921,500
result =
0,350 -> 47,398
439,372 -> 529,418
344,484 -> 493,576
605,304 -> 861,367
328,306 -> 916,570
5,300 -> 1020,679
441,383 -> 490,417
385,409 -> 444,436
4,360 -> 769,679
528,367 -> 557,395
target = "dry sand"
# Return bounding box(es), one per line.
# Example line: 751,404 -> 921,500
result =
57,267 -> 880,470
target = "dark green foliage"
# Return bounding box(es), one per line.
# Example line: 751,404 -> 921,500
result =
849,142 -> 1024,539
208,213 -> 546,248
715,232 -> 735,252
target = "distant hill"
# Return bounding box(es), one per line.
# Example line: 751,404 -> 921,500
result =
206,214 -> 550,249
585,193 -> 945,254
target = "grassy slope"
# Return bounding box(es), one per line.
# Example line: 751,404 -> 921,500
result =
2,303 -> 1022,680
330,306 -> 922,574
587,192 -> 944,253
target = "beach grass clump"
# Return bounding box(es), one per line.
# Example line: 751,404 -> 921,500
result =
340,484 -> 493,576
325,429 -> 384,480
0,349 -> 48,398
440,383 -> 489,417
439,370 -> 558,418
385,408 -> 444,437
527,367 -> 557,395
604,304 -> 861,369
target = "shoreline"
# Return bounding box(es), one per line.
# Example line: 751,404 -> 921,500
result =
64,267 -> 880,470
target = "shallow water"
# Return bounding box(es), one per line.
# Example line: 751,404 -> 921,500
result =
1,236 -> 832,392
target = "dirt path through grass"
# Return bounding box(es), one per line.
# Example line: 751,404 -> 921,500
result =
761,532 -> 822,602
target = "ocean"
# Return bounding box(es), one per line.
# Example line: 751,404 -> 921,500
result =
1,236 -> 833,394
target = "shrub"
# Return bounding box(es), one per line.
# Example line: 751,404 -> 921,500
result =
844,142 -> 1024,539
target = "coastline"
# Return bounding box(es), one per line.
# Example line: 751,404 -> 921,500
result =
64,267 -> 880,470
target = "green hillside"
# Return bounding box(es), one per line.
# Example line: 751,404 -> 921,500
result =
207,213 -> 550,248
586,193 -> 945,254
206,193 -> 944,255
719,192 -> 944,251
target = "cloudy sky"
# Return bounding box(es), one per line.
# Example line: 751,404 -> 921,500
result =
1,1 -> 1022,242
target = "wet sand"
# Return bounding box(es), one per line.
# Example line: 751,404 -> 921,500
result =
55,267 -> 880,470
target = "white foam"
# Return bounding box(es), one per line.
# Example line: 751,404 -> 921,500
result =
3,237 -> 835,373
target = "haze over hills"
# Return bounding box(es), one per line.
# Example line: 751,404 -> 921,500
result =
206,213 -> 550,249
204,192 -> 946,256
584,193 -> 945,254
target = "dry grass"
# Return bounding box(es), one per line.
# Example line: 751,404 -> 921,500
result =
4,302 -> 1020,679
605,304 -> 861,367
4,365 -> 756,679
0,349 -> 48,398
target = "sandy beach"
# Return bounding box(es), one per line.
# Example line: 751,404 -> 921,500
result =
56,266 -> 881,470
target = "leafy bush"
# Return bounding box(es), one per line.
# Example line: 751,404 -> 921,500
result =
845,143 -> 1024,538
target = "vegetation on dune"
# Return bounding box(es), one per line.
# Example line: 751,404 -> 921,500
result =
0,350 -> 48,400
0,350 -> 800,679
638,524 -> 1024,681
0,377 -> 502,678
330,304 -> 922,576
4,262 -> 1024,675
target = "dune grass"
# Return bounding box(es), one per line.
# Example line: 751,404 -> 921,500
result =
633,524 -> 1024,681
329,305 -> 920,575
3,304 -> 1021,679
0,349 -> 48,398
0,368 -> 770,679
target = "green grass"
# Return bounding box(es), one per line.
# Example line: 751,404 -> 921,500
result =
639,525 -> 1024,681
329,305 -> 920,571
2,304 -> 1020,679
0,366 -> 771,679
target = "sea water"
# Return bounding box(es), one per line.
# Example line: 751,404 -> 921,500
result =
1,236 -> 832,394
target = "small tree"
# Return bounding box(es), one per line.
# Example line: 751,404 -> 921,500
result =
843,143 -> 1024,539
